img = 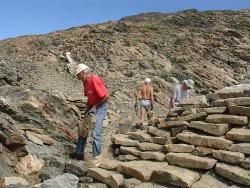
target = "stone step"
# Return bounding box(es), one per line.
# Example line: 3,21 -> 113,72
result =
151,165 -> 202,187
189,121 -> 229,136
98,159 -> 122,170
117,155 -> 138,161
134,182 -> 173,188
129,130 -> 152,142
112,134 -> 139,146
191,170 -> 232,188
140,151 -> 166,161
225,127 -> 250,142
212,149 -> 245,164
176,132 -> 233,150
230,143 -> 250,154
120,146 -> 141,157
151,136 -> 171,145
168,112 -> 207,122
206,114 -> 249,125
162,144 -> 195,153
228,105 -> 250,116
192,147 -> 213,157
117,161 -> 168,181
136,142 -> 162,151
241,157 -> 250,169
215,163 -> 250,186
159,120 -> 189,129
88,168 -> 124,188
212,97 -> 250,107
166,153 -> 217,169
196,106 -> 227,114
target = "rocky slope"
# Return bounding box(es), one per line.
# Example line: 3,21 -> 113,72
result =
0,9 -> 249,187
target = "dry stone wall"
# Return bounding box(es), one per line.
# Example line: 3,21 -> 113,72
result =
86,85 -> 250,187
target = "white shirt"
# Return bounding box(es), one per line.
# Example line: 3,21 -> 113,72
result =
169,84 -> 189,109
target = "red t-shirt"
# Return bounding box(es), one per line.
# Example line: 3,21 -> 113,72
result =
84,75 -> 108,106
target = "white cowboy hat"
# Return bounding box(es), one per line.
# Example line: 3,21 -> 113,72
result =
75,64 -> 89,75
183,79 -> 194,88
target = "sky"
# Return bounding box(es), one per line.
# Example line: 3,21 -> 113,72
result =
0,0 -> 249,40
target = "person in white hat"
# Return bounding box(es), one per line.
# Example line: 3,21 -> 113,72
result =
134,78 -> 154,124
70,63 -> 110,164
169,79 -> 194,109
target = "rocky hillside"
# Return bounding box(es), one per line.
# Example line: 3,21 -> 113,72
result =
0,9 -> 249,187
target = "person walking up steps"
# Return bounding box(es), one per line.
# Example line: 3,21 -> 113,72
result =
169,79 -> 194,109
135,78 -> 154,125
70,63 -> 109,167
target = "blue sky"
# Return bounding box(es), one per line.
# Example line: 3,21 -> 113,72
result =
0,0 -> 249,40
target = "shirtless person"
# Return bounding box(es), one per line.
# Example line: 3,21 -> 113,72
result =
135,78 -> 154,123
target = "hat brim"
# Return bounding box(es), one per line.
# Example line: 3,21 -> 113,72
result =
184,80 -> 194,88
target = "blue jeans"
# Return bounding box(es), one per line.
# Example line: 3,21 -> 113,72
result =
76,102 -> 108,158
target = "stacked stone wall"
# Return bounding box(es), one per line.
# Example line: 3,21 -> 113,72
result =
86,86 -> 250,187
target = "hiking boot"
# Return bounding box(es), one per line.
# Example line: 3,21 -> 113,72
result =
76,153 -> 85,161
69,152 -> 84,160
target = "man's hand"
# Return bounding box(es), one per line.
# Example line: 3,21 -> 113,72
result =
88,106 -> 97,114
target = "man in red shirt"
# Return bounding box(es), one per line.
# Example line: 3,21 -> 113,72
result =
70,64 -> 109,164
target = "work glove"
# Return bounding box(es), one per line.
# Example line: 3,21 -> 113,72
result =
88,106 -> 97,114
83,106 -> 90,116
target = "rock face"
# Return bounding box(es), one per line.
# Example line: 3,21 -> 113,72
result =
0,9 -> 249,188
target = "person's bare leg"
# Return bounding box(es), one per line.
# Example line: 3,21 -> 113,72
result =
140,107 -> 146,123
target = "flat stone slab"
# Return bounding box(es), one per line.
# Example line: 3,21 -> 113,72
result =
230,143 -> 250,154
182,108 -> 197,116
88,168 -> 123,188
159,120 -> 189,129
136,142 -> 162,151
176,132 -> 233,150
78,182 -> 108,188
228,105 -> 250,116
209,85 -> 250,100
212,97 -> 250,107
206,114 -> 248,125
192,147 -> 213,157
147,126 -> 171,138
98,160 -> 122,170
140,151 -> 166,161
162,144 -> 194,153
189,121 -> 229,136
166,153 -> 217,169
123,178 -> 142,188
151,165 -> 201,187
196,106 -> 227,114
117,161 -> 168,181
171,126 -> 187,137
212,150 -> 245,164
134,182 -> 171,188
169,112 -> 207,122
129,131 -> 152,142
215,163 -> 250,186
151,136 -> 171,145
117,155 -> 138,161
191,170 -> 231,188
241,157 -> 250,169
112,134 -> 139,146
181,95 -> 209,105
120,146 -> 141,157
225,127 -> 250,142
